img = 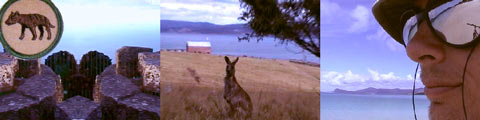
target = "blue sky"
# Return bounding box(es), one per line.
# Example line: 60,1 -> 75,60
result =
0,0 -> 160,62
160,0 -> 245,25
321,0 -> 422,92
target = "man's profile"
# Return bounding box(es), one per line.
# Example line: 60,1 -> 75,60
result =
373,0 -> 480,119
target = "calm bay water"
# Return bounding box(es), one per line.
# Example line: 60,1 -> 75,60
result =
321,94 -> 430,120
39,26 -> 160,63
160,33 -> 320,63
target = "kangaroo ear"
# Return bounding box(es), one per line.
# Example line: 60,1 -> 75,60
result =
224,56 -> 231,64
232,57 -> 239,64
14,11 -> 18,14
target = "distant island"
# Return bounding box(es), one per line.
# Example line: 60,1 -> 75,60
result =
160,20 -> 251,34
329,87 -> 425,95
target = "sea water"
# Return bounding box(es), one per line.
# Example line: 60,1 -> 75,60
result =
321,93 -> 430,120
160,33 -> 320,63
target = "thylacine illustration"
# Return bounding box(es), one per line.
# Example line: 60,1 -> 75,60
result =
5,11 -> 55,40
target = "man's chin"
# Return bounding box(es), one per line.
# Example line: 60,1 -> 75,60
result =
429,102 -> 464,120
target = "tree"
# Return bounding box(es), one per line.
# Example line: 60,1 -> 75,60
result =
238,0 -> 320,57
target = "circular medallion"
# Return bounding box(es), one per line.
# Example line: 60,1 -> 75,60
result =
0,0 -> 62,59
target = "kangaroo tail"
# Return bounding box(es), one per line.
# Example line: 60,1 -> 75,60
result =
49,23 -> 55,28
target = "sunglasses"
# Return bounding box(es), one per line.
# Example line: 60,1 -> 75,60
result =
403,0 -> 480,48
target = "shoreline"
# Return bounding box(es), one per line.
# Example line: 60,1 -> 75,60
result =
159,49 -> 320,67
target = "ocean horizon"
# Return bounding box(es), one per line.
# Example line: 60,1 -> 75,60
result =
160,33 -> 320,63
321,93 -> 430,120
0,26 -> 160,63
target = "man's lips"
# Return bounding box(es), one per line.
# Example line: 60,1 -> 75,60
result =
425,85 -> 462,102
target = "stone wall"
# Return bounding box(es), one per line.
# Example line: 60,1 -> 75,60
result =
116,46 -> 152,78
0,53 -> 18,93
94,65 -> 160,119
138,52 -> 160,94
0,65 -> 62,119
55,96 -> 101,120
0,46 -> 160,119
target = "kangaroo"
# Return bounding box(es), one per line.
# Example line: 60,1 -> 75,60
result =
223,56 -> 252,119
5,11 -> 55,40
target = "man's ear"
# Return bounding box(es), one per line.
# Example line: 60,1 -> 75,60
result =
232,57 -> 239,65
224,56 -> 231,64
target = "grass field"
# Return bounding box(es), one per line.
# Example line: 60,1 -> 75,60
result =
160,51 -> 320,120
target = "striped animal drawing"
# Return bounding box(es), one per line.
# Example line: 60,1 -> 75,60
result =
5,11 -> 55,40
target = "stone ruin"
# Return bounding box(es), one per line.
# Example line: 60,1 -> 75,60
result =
16,59 -> 40,79
116,46 -> 152,78
0,52 -> 63,119
0,46 -> 160,119
55,96 -> 101,120
92,46 -> 160,119
0,53 -> 17,93
138,52 -> 160,94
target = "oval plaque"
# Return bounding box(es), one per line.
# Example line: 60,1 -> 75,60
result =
0,0 -> 62,59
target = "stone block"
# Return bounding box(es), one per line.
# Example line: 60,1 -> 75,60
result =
55,96 -> 101,120
0,93 -> 39,119
16,58 -> 41,78
0,65 -> 61,119
0,53 -> 18,93
17,65 -> 61,101
95,64 -> 159,119
118,93 -> 160,119
138,52 -> 160,93
55,75 -> 63,103
116,46 -> 152,78
97,65 -> 140,101
93,75 -> 102,104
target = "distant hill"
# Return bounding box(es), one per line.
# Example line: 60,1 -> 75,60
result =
332,87 -> 425,95
160,20 -> 251,34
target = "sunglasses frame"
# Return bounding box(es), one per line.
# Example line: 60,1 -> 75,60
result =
405,0 -> 480,48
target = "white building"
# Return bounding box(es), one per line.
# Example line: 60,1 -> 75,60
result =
186,41 -> 211,54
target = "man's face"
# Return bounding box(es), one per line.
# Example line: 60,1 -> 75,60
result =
406,19 -> 480,120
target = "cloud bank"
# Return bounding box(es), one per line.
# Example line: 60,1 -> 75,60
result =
160,0 -> 245,25
321,69 -> 422,92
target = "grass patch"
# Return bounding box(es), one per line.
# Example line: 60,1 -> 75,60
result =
160,51 -> 320,120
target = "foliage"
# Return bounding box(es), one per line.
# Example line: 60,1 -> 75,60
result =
239,0 -> 320,57
79,51 -> 112,81
45,51 -> 77,81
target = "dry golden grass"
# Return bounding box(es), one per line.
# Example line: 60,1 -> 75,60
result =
160,51 -> 320,120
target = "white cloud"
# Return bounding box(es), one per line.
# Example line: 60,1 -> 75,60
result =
321,0 -> 348,25
145,0 -> 160,5
368,69 -> 380,81
46,0 -> 160,32
160,0 -> 244,25
322,71 -> 344,85
321,69 -> 420,91
320,0 -> 341,18
344,70 -> 367,83
348,5 -> 370,33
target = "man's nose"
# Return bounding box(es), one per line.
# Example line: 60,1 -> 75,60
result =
406,22 -> 445,66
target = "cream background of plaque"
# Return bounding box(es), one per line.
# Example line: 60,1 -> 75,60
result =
1,0 -> 58,55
